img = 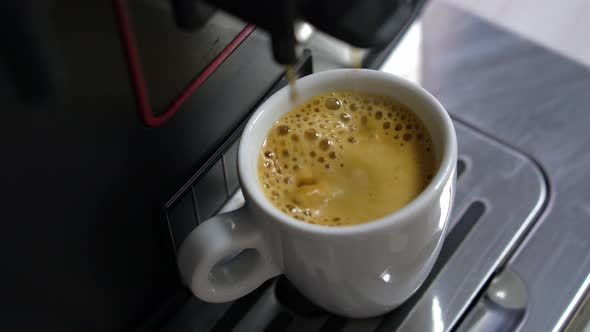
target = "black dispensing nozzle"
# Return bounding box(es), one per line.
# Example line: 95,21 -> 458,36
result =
271,31 -> 297,65
267,0 -> 298,65
175,0 -> 419,66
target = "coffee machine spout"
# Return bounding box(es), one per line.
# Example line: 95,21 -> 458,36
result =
170,0 -> 419,65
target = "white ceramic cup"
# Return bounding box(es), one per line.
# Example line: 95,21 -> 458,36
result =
177,69 -> 457,318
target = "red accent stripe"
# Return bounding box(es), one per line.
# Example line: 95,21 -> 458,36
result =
113,0 -> 255,127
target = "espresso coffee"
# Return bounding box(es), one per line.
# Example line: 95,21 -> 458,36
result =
258,90 -> 436,226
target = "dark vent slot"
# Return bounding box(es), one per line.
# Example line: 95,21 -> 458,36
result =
457,158 -> 467,179
275,276 -> 325,317
264,312 -> 293,332
210,280 -> 273,332
375,201 -> 487,331
434,201 -> 485,273
166,190 -> 198,251
319,316 -> 347,332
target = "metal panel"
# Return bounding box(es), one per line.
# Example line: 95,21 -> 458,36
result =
420,3 -> 590,330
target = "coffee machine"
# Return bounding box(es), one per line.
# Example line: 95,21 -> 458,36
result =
1,0 -> 425,330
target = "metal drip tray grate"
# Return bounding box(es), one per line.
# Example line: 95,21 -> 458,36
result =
164,121 -> 547,332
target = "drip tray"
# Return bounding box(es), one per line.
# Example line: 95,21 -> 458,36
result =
164,121 -> 547,332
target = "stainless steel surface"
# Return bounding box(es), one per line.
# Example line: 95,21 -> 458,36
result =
420,2 -> 590,330
556,273 -> 590,332
391,122 -> 546,332
164,119 -> 547,331
565,286 -> 590,332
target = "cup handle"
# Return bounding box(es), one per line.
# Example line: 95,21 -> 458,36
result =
177,207 -> 281,303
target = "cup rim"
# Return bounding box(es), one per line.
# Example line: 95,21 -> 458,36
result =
239,69 -> 457,236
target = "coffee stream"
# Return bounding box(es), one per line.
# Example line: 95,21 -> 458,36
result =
286,65 -> 299,102
258,90 -> 436,226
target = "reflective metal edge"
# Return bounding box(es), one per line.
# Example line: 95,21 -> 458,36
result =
554,268 -> 590,331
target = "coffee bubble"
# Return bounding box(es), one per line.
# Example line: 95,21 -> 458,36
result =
305,129 -> 319,140
277,124 -> 290,135
325,97 -> 342,110
319,139 -> 333,151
